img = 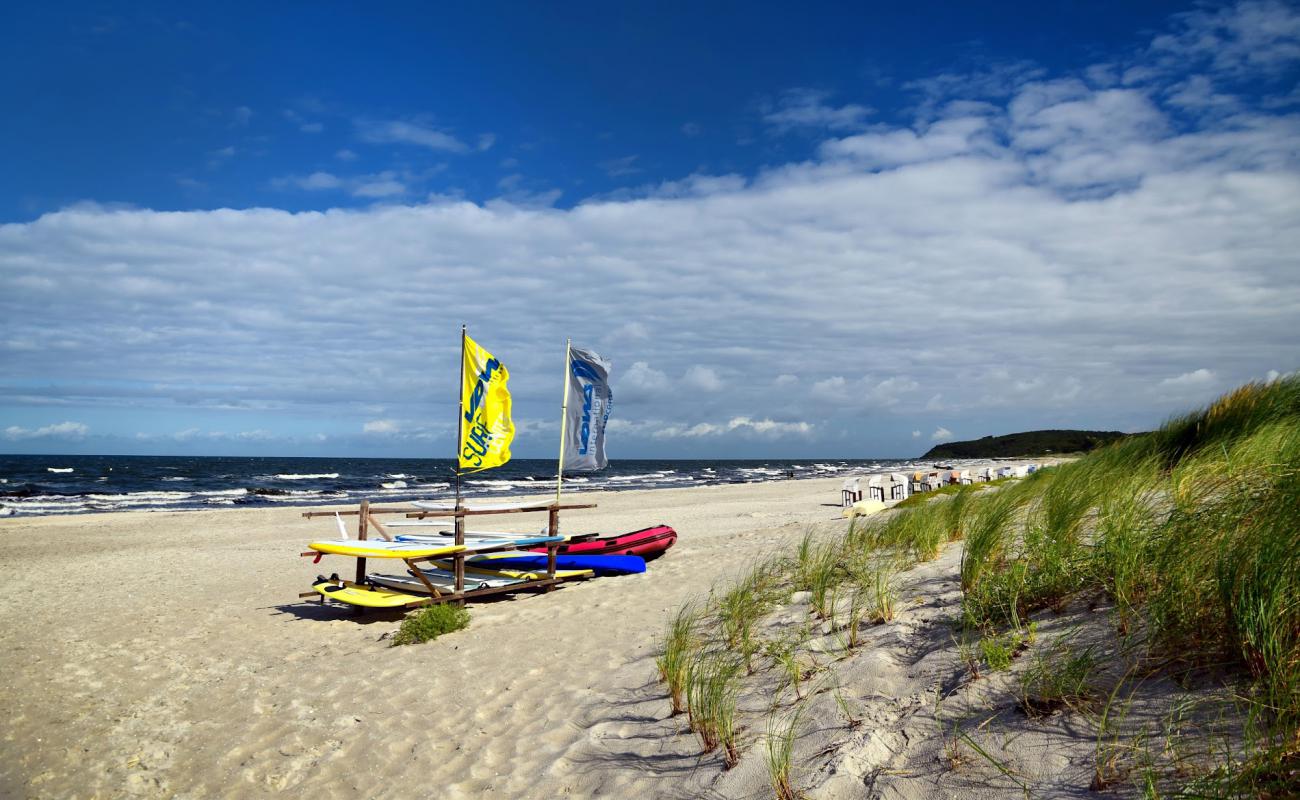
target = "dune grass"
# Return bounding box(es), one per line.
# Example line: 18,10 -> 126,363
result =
686,650 -> 743,764
765,701 -> 807,800
652,374 -> 1300,794
656,603 -> 699,715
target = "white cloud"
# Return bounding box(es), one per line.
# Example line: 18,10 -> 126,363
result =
352,174 -> 407,198
653,416 -> 813,439
274,171 -> 343,191
273,170 -> 410,198
477,133 -> 497,152
764,88 -> 871,132
912,430 -> 922,438
1159,369 -> 1217,388
931,427 -> 954,442
363,419 -> 399,434
620,361 -> 670,398
335,149 -> 358,161
682,365 -> 723,392
356,119 -> 469,153
4,421 -> 90,440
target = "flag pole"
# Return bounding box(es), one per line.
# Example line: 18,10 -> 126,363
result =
455,324 -> 466,510
555,338 -> 572,505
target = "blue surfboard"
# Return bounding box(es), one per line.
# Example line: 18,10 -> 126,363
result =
468,553 -> 647,576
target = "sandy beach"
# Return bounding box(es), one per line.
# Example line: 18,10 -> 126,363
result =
0,477 -> 862,799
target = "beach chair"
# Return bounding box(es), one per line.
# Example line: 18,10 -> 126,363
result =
841,477 -> 862,507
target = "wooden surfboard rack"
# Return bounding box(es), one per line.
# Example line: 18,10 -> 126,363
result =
299,498 -> 597,609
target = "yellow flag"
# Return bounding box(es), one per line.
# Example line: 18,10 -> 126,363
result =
459,334 -> 514,472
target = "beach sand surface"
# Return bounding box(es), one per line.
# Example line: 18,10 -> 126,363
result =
0,477 -> 853,799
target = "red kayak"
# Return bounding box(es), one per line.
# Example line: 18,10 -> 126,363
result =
528,525 -> 677,558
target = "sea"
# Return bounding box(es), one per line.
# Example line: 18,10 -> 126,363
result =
0,454 -> 931,517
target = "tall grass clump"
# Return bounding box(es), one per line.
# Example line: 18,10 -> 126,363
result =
656,603 -> 699,715
1016,467 -> 1097,613
686,651 -> 743,765
765,702 -> 807,800
959,484 -> 1032,627
1092,463 -> 1163,634
792,536 -> 843,619
389,603 -> 470,646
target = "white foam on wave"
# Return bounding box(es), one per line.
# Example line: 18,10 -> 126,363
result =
385,473 -> 412,479
468,480 -> 515,489
162,476 -> 191,482
607,472 -> 675,483
274,473 -> 339,480
47,467 -> 73,474
381,480 -> 408,489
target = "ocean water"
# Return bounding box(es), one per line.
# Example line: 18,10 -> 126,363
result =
0,454 -> 928,517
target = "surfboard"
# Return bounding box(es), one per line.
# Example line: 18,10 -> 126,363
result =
429,560 -> 593,581
468,553 -> 646,575
311,580 -> 427,608
307,540 -> 466,559
394,533 -> 563,550
368,569 -> 524,594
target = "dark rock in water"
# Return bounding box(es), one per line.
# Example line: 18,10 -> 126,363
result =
250,487 -> 289,496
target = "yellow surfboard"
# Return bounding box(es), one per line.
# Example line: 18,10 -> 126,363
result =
308,540 -> 466,559
312,580 -> 428,608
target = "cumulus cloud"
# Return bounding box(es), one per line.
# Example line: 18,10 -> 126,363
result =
912,430 -> 921,438
2,2 -> 1298,456
4,421 -> 89,440
653,417 -> 813,439
931,427 -> 954,442
682,365 -> 723,392
363,419 -> 399,434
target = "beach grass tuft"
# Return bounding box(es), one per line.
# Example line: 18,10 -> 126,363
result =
686,651 -> 743,764
389,603 -> 470,646
656,603 -> 699,715
765,701 -> 807,800
1018,640 -> 1099,717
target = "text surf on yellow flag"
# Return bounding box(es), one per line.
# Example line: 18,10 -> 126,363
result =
459,334 -> 514,472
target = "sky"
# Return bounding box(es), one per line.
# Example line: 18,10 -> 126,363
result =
1,1 -> 1298,459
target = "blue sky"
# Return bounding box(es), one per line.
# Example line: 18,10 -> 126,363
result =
1,1 -> 1298,458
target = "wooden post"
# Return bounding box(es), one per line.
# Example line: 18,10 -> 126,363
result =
356,499 -> 369,585
545,506 -> 559,592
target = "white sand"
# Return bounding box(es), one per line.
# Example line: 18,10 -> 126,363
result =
0,478 -> 850,798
